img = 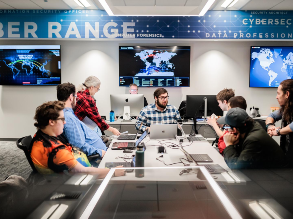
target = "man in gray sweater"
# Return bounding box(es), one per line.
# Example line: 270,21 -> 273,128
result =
217,108 -> 286,169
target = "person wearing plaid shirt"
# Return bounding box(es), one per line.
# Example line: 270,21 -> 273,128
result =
136,88 -> 181,132
75,76 -> 120,136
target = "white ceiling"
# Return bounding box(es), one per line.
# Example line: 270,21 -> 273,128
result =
0,0 -> 293,11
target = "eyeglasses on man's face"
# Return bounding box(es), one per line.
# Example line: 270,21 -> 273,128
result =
223,126 -> 233,132
158,96 -> 169,100
56,117 -> 66,122
130,89 -> 138,92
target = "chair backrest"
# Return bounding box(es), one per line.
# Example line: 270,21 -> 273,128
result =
16,136 -> 38,173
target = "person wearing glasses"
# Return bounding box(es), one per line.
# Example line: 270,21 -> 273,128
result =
129,83 -> 148,107
30,100 -> 125,177
75,76 -> 120,136
57,83 -> 108,167
217,107 -> 286,169
135,88 -> 181,133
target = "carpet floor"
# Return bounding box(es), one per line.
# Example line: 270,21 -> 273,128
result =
0,141 -> 32,181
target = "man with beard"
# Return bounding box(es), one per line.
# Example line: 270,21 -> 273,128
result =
57,83 -> 107,166
135,88 -> 181,133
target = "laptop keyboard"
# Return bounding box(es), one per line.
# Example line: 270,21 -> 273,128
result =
200,164 -> 227,174
187,136 -> 205,142
117,135 -> 137,140
190,154 -> 213,162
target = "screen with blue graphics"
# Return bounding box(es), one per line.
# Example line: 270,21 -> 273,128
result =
0,45 -> 61,86
250,46 -> 293,88
119,46 -> 190,87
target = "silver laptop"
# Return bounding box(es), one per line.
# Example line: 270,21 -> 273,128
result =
150,124 -> 177,139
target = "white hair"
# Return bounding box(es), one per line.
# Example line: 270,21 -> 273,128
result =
79,76 -> 101,91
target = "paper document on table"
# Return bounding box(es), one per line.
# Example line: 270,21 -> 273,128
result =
82,116 -> 97,130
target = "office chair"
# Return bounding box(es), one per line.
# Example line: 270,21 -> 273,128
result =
16,136 -> 38,173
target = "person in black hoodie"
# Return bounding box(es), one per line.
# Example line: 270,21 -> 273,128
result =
217,107 -> 286,169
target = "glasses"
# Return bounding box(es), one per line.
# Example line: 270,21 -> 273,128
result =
56,117 -> 66,122
224,126 -> 233,132
95,86 -> 100,91
73,94 -> 79,101
158,96 -> 169,100
130,89 -> 138,92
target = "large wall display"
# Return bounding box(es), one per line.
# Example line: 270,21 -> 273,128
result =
0,10 -> 292,39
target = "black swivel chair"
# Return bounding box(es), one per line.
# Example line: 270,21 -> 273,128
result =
16,136 -> 38,173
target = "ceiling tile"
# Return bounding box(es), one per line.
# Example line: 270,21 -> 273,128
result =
241,0 -> 284,10
0,0 -> 42,9
156,0 -> 187,6
111,0 -> 125,6
124,0 -> 155,6
31,0 -> 70,9
186,0 -> 202,6
0,1 -> 14,9
271,0 -> 293,10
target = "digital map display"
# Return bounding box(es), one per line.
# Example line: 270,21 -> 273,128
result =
250,46 -> 293,87
119,46 -> 190,87
0,45 -> 61,85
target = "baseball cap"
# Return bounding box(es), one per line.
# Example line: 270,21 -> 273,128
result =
217,107 -> 249,127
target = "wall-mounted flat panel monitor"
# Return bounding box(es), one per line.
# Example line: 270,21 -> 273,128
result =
110,94 -> 144,116
186,95 -> 223,118
119,46 -> 190,87
250,46 -> 293,88
0,45 -> 61,85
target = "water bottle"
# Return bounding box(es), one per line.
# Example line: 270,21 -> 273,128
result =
110,110 -> 115,122
135,144 -> 144,178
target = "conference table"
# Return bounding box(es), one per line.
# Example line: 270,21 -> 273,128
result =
20,133 -> 293,219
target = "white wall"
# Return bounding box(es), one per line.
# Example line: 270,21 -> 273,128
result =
0,39 -> 290,138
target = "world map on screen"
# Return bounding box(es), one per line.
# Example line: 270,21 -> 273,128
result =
250,47 -> 293,87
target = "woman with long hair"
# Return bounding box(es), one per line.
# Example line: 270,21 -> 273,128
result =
266,79 -> 293,165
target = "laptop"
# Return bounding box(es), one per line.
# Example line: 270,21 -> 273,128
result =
150,124 -> 177,139
111,130 -> 148,150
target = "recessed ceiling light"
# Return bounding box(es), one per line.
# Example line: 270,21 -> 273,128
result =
199,0 -> 216,16
221,0 -> 238,8
74,0 -> 83,7
79,0 -> 91,7
98,0 -> 114,16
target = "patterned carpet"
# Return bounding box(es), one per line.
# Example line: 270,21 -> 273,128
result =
0,141 -> 32,181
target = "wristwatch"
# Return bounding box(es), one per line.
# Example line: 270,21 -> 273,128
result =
276,128 -> 281,136
266,123 -> 274,130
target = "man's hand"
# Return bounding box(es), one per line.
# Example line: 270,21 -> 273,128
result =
102,150 -> 106,158
270,126 -> 280,136
114,166 -> 126,177
207,117 -> 218,127
108,127 -> 120,136
223,133 -> 240,146
267,125 -> 276,137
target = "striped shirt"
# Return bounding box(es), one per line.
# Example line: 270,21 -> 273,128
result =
135,104 -> 181,132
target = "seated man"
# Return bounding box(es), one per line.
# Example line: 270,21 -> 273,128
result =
217,107 -> 286,169
129,83 -> 148,107
30,101 -> 124,177
214,96 -> 247,154
136,88 -> 181,132
57,83 -> 107,166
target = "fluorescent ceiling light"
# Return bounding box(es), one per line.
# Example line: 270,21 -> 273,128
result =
50,204 -> 68,219
228,172 -> 241,183
41,204 -> 59,219
249,201 -> 272,219
228,0 -> 238,7
74,0 -> 84,7
98,0 -> 114,16
259,202 -> 282,219
199,0 -> 216,16
221,172 -> 235,183
79,0 -> 91,7
80,175 -> 94,185
221,0 -> 238,8
74,175 -> 87,185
